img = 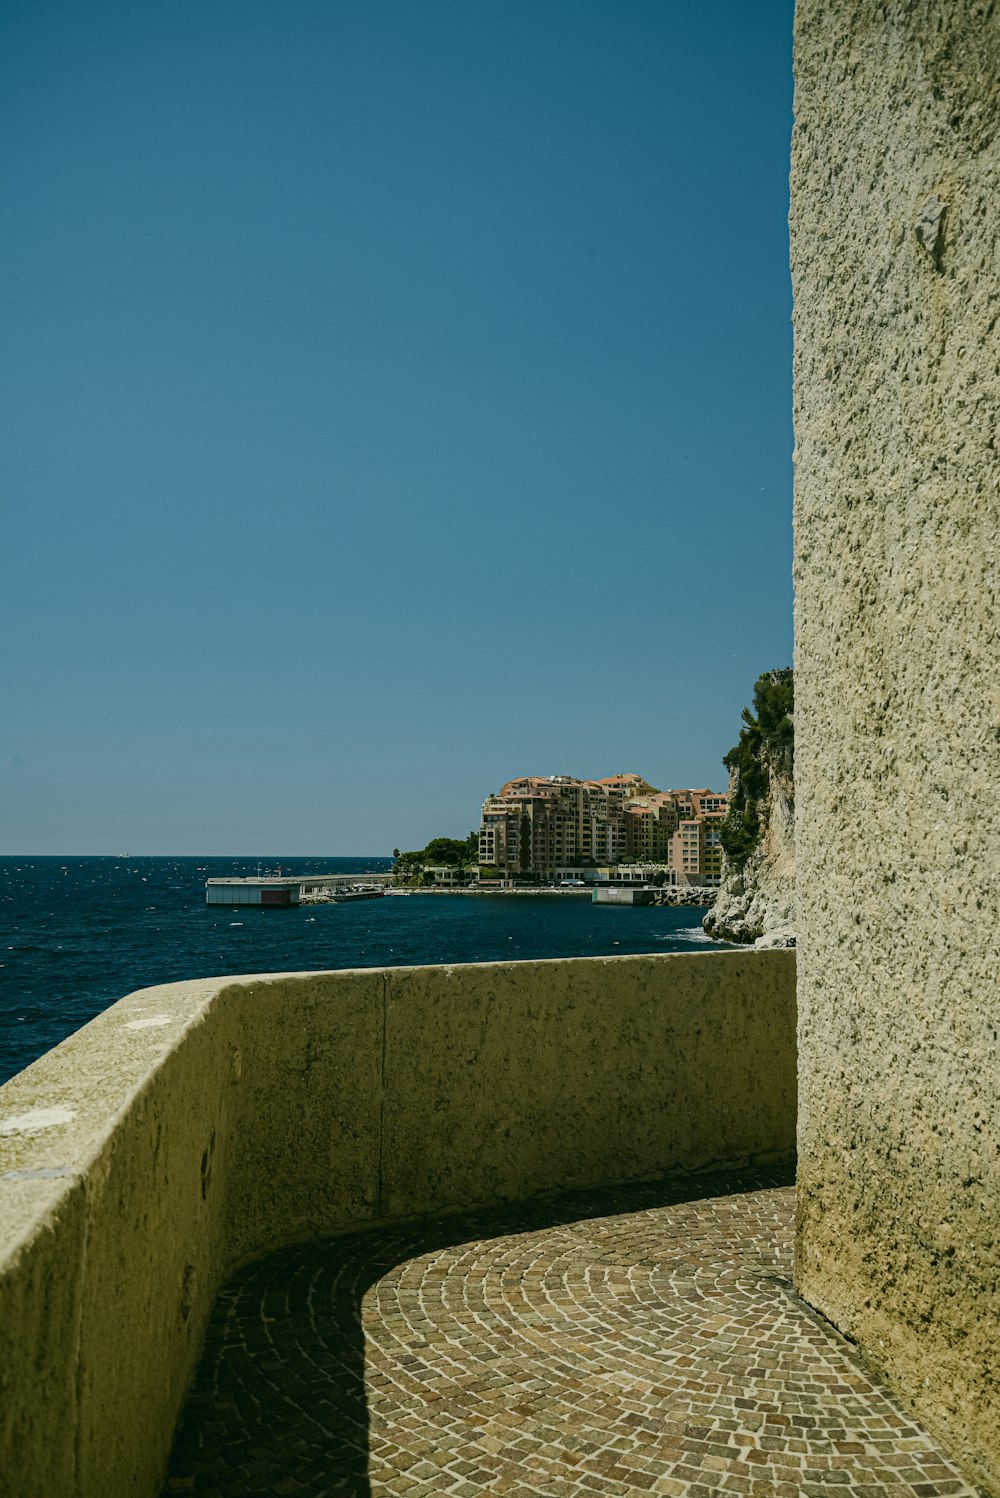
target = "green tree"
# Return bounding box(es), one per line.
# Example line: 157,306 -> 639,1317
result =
389,831 -> 481,883
719,668 -> 794,871
421,837 -> 469,866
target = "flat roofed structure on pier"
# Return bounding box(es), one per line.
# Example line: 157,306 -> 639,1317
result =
205,877 -> 302,906
205,873 -> 395,905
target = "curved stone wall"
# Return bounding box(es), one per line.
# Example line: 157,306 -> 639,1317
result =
0,951 -> 795,1497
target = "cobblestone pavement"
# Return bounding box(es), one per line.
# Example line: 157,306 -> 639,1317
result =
164,1169 -> 982,1497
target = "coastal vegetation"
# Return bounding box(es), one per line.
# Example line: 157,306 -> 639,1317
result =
705,666 -> 796,948
392,834 -> 478,883
719,669 -> 794,871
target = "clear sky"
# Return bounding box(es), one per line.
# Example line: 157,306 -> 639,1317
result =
1,0 -> 794,855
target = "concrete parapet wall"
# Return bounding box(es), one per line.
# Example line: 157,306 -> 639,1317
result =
792,1 -> 1000,1489
0,951 -> 795,1496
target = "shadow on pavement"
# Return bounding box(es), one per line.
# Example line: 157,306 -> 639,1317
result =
162,1163 -> 795,1497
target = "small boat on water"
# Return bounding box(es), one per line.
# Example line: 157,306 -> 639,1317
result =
329,885 -> 386,903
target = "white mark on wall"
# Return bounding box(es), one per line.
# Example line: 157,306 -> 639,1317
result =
124,1015 -> 172,1030
0,1105 -> 77,1135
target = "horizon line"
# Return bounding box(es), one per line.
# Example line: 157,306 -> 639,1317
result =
0,851 -> 395,859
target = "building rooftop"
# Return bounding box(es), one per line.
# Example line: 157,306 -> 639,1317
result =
204,876 -> 303,887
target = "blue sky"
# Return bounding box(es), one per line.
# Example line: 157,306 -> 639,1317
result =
1,0 -> 794,855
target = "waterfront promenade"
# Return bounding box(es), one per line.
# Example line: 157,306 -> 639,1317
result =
163,1168 -> 979,1497
2,954 -> 982,1495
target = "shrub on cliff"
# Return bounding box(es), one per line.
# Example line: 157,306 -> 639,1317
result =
719,669 -> 794,871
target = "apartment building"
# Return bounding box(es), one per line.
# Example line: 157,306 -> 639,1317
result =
621,793 -> 680,863
479,775 -> 628,875
668,803 -> 726,885
669,787 -> 724,819
479,774 -> 726,880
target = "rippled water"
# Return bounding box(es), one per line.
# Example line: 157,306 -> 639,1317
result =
0,856 -> 728,1084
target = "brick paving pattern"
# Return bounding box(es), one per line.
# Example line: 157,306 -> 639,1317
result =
164,1169 -> 983,1497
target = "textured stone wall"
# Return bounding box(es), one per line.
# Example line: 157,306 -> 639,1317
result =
704,754 -> 796,947
0,952 -> 795,1497
791,2 -> 1000,1488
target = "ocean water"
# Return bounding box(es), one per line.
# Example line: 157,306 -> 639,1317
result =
0,856 -> 730,1085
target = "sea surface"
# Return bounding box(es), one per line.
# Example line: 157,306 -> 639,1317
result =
0,856 -> 732,1085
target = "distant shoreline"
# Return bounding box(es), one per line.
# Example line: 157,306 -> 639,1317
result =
392,887 -> 592,897
391,886 -> 716,907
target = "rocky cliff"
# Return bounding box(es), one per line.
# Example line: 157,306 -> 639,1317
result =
703,670 -> 795,948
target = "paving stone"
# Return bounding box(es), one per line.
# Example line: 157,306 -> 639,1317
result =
162,1170 -> 983,1496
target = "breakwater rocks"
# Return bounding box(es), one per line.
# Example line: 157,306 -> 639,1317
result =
651,887 -> 718,908
398,886 -> 592,896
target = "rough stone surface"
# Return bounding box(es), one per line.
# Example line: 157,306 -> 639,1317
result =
650,887 -> 719,908
379,953 -> 797,1220
0,979 -> 232,1498
0,952 -> 795,1496
163,1171 -> 983,1497
703,758 -> 796,948
791,3 -> 1000,1491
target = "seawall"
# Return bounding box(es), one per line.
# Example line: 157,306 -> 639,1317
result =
0,951 -> 796,1498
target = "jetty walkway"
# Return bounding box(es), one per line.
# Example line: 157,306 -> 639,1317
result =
163,1168 -> 978,1498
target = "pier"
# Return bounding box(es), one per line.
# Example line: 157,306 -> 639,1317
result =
205,873 -> 394,906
